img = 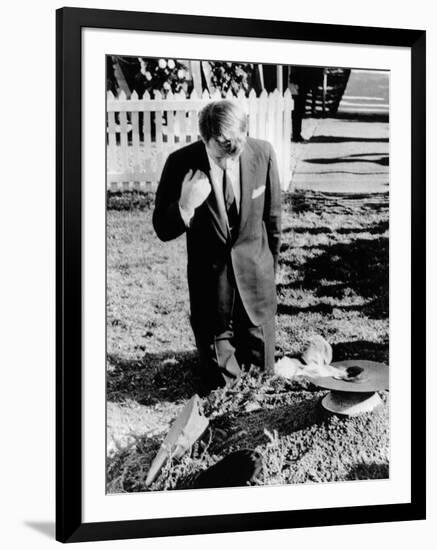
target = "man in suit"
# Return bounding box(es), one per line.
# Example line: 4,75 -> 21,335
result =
153,100 -> 281,394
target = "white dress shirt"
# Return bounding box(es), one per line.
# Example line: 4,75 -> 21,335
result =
206,150 -> 241,214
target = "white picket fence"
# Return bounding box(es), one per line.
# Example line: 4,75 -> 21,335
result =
107,88 -> 294,192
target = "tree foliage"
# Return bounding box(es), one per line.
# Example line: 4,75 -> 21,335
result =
108,56 -> 255,98
137,58 -> 190,96
209,62 -> 254,96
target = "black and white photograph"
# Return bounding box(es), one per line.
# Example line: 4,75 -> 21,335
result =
0,0 -> 432,547
105,56 -> 390,493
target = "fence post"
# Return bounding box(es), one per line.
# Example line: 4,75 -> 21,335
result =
248,89 -> 257,137
107,91 -> 117,178
130,91 -> 140,184
175,91 -> 186,144
154,90 -> 165,179
118,90 -> 129,188
322,69 -> 328,116
257,89 -> 268,140
283,89 -> 293,191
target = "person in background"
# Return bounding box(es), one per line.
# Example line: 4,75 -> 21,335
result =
289,66 -> 321,142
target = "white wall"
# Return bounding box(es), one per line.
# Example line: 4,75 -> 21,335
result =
0,1 -> 434,549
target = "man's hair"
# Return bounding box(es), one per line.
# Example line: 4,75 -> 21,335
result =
198,100 -> 248,155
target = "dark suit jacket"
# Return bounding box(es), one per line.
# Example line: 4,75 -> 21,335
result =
153,137 -> 281,329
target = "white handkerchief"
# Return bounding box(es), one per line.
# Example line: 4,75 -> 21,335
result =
252,185 -> 266,199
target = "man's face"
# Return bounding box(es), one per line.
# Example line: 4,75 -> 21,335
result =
205,134 -> 246,168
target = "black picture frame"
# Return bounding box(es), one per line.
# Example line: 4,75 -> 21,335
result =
56,7 -> 426,543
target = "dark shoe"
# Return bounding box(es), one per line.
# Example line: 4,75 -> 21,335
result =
190,449 -> 263,489
195,369 -> 226,397
196,363 -> 242,397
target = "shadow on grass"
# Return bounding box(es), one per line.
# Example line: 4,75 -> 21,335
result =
346,461 -> 389,480
315,112 -> 389,123
304,154 -> 389,167
107,190 -> 155,211
283,220 -> 388,236
305,237 -> 387,303
287,190 -> 389,216
281,220 -> 389,237
337,220 -> 388,234
107,350 -> 200,405
287,226 -> 337,235
309,135 -> 388,146
295,170 -> 389,176
278,235 -> 388,320
278,302 -> 362,316
332,340 -> 389,364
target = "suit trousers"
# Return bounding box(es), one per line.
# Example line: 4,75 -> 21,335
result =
191,260 -> 276,392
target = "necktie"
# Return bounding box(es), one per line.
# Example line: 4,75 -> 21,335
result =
222,168 -> 239,235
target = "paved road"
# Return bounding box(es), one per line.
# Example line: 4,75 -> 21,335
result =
292,117 -> 389,194
338,69 -> 389,115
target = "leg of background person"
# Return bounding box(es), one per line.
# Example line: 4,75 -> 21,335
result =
292,102 -> 302,139
292,84 -> 310,140
292,92 -> 305,139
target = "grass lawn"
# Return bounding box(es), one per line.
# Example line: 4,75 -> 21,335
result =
106,189 -> 389,492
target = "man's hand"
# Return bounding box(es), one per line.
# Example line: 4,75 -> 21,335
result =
179,169 -> 211,216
